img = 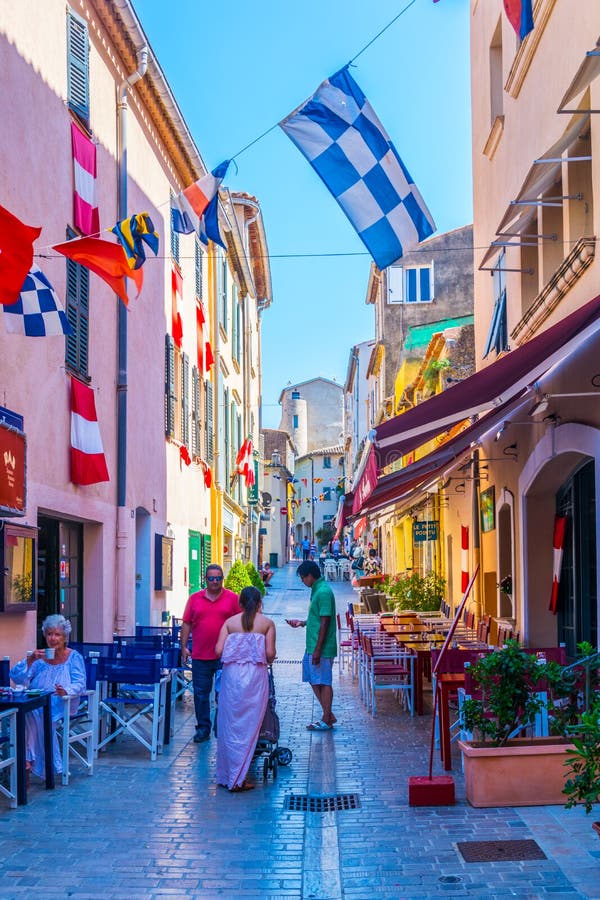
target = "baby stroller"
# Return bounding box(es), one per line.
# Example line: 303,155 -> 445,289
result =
255,665 -> 292,779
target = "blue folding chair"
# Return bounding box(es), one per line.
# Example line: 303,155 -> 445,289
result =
0,658 -> 10,687
96,656 -> 169,760
69,641 -> 118,659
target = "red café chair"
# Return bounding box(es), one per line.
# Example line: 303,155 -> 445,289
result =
362,633 -> 415,717
336,613 -> 354,674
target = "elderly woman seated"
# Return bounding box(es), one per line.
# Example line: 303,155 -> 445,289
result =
10,614 -> 86,779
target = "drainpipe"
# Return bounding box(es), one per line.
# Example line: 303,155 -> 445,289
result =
115,46 -> 148,631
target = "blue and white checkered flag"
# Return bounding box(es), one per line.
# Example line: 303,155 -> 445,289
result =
280,67 -> 435,269
4,264 -> 73,337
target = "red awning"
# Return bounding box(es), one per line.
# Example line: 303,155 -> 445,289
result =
374,292 -> 600,469
348,394 -> 528,519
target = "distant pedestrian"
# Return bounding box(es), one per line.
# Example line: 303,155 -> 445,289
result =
287,560 -> 337,731
301,537 -> 310,560
309,541 -> 317,560
294,543 -> 302,560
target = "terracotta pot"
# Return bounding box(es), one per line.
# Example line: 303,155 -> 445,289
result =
458,738 -> 575,808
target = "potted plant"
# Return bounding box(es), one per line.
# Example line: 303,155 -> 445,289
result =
458,641 -> 575,807
245,561 -> 266,598
561,644 -> 600,838
223,560 -> 251,594
384,571 -> 445,613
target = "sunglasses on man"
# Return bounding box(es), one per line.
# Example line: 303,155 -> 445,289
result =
206,575 -> 223,582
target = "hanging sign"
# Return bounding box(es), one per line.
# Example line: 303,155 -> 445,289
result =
0,411 -> 26,517
413,520 -> 439,543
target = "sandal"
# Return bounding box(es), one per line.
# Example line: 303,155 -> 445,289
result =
306,720 -> 333,731
230,781 -> 254,792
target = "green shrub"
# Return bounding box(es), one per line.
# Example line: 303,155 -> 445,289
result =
223,560 -> 252,595
245,561 -> 266,597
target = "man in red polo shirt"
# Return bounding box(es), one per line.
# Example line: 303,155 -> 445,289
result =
180,564 -> 240,743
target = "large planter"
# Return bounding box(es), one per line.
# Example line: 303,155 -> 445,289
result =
357,574 -> 385,588
458,738 -> 575,808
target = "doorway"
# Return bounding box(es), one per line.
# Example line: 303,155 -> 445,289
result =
556,459 -> 597,657
37,516 -> 83,642
135,507 -> 151,626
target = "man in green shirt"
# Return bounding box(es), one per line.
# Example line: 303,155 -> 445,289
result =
288,560 -> 337,731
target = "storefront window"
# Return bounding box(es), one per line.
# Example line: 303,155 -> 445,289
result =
1,524 -> 37,612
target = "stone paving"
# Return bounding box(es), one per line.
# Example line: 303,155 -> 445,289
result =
0,563 -> 599,899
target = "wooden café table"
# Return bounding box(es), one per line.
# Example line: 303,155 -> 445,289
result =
0,689 -> 55,805
394,633 -> 444,716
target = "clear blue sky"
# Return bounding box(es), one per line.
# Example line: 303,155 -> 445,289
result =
132,0 -> 472,429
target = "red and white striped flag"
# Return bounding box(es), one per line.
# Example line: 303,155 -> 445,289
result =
71,123 -> 99,237
549,515 -> 567,614
235,438 -> 254,487
70,377 -> 109,485
461,525 -> 469,593
172,267 -> 183,348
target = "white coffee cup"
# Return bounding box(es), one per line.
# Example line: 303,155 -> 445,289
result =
45,648 -> 55,660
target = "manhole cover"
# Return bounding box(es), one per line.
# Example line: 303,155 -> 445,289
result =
284,793 -> 360,812
457,840 -> 546,862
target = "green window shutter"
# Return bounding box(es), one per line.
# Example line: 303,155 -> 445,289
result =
67,10 -> 90,124
221,258 -> 228,333
205,380 -> 214,463
165,334 -> 175,437
201,533 -> 212,586
65,252 -> 89,377
195,236 -> 203,299
236,300 -> 242,362
191,366 -> 200,457
181,352 -> 190,447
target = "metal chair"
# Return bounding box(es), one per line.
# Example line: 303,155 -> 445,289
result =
362,634 -> 415,717
96,656 -> 169,760
56,657 -> 99,785
0,708 -> 17,809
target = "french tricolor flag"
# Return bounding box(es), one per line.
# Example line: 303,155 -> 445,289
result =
71,123 -> 99,237
503,0 -> 534,40
181,161 -> 229,219
70,377 -> 109,485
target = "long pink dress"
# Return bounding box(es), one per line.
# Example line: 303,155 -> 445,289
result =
215,632 -> 269,790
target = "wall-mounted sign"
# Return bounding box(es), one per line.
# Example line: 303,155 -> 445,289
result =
0,414 -> 26,517
413,520 -> 439,543
154,534 -> 173,591
247,455 -> 259,505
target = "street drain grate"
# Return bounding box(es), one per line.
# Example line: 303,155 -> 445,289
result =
284,793 -> 360,812
457,840 -> 546,863
273,659 -> 302,664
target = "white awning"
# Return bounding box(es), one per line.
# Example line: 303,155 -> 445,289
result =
558,43 -> 600,113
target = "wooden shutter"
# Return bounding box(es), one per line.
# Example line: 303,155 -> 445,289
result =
67,10 -> 90,124
204,380 -> 214,463
165,334 -> 175,437
65,254 -> 89,377
195,236 -> 203,299
170,193 -> 180,264
224,387 -> 230,487
181,352 -> 190,447
191,366 -> 200,457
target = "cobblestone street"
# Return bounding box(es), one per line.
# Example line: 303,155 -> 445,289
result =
1,564 -> 599,899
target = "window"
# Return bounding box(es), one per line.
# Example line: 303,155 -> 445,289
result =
194,236 -> 203,299
291,390 -> 300,399
165,335 -> 176,437
387,264 -> 433,303
181,352 -> 190,448
1,524 -> 37,612
170,193 -> 180,264
191,366 -> 202,458
489,18 -> 503,127
482,251 -> 508,358
67,9 -> 89,126
323,456 -> 332,469
323,487 -> 332,501
65,237 -> 89,377
292,415 -> 299,429
205,381 -> 214,463
220,257 -> 228,333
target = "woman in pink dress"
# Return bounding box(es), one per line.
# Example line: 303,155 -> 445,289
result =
215,586 -> 276,792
